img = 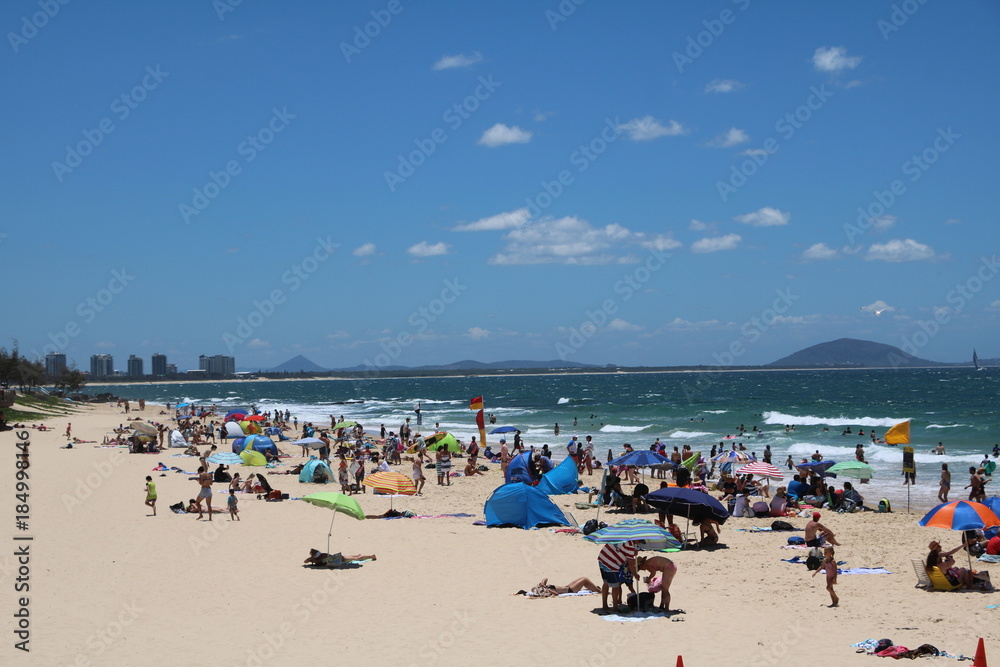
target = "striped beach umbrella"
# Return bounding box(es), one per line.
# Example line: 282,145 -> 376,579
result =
363,471 -> 417,496
583,521 -> 682,548
738,461 -> 784,479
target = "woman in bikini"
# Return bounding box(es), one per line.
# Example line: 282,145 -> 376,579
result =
525,577 -> 601,597
636,555 -> 678,611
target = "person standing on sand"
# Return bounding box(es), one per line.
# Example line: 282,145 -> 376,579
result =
939,463 -> 951,503
598,541 -> 638,613
500,439 -> 510,474
195,467 -> 213,521
227,489 -> 240,521
812,546 -> 839,607
412,454 -> 425,495
65,423 -> 72,438
144,476 -> 157,516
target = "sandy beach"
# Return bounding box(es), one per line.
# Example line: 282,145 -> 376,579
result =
1,400 -> 997,667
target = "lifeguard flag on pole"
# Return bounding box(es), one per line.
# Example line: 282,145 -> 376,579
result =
471,396 -> 487,444
885,420 -> 910,445
470,396 -> 483,411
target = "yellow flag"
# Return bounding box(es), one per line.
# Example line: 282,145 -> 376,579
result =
884,420 -> 910,445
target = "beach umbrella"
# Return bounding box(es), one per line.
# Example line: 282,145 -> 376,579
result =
293,437 -> 326,449
425,432 -> 460,453
245,415 -> 266,422
919,500 -> 1000,569
827,461 -> 875,480
239,450 -> 267,467
301,492 -> 365,553
130,421 -> 157,436
489,426 -> 518,435
207,452 -> 242,465
646,486 -> 728,544
608,450 -> 671,468
225,412 -> 246,422
333,421 -> 358,430
362,471 -> 417,510
795,460 -> 838,478
738,462 -> 784,479
177,403 -> 190,408
583,521 -> 682,548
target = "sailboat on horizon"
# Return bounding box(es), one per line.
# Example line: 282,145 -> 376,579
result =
973,349 -> 982,371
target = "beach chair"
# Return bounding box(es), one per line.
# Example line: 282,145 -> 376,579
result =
912,559 -> 933,589
927,567 -> 962,592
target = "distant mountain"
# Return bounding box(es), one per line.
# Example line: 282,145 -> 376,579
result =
268,355 -> 329,373
767,338 -> 941,368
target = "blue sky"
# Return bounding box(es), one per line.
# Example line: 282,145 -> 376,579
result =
3,1 -> 999,371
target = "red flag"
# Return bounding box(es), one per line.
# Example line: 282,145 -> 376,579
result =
470,396 -> 483,411
475,409 -> 486,445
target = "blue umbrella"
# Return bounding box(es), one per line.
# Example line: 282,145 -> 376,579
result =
646,487 -> 729,525
208,452 -> 242,465
489,426 -> 518,434
609,450 -> 671,468
583,521 -> 682,547
177,403 -> 190,408
795,460 -> 838,478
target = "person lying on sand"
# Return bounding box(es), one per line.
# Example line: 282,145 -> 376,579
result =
304,549 -> 376,567
517,577 -> 601,598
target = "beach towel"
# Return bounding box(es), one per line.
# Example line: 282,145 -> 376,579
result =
523,590 -> 596,598
978,554 -> 1000,563
834,567 -> 891,575
599,610 -> 678,623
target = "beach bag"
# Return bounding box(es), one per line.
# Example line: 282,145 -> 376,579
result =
787,536 -> 805,545
626,592 -> 655,612
267,489 -> 282,501
752,501 -> 769,517
805,547 -> 823,571
878,498 -> 892,513
771,520 -> 794,531
582,519 -> 600,535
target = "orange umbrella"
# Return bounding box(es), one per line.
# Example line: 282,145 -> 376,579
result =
362,471 -> 416,510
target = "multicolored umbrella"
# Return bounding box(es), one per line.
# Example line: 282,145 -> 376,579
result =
362,471 -> 417,510
795,460 -> 837,478
919,500 -> 1000,569
919,500 -> 1000,532
301,492 -> 365,553
738,462 -> 784,479
130,421 -> 157,436
583,521 -> 682,548
827,461 -> 875,480
712,450 -> 750,464
425,432 -> 460,453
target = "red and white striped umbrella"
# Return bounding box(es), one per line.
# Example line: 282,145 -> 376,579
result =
737,462 -> 784,479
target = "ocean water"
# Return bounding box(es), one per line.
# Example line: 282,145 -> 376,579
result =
87,368 -> 1000,511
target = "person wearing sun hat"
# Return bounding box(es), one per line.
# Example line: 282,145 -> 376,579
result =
804,511 -> 842,547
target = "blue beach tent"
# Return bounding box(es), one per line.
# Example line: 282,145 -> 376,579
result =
230,437 -> 246,454
299,459 -> 334,484
537,456 -> 580,495
484,483 -> 569,529
504,451 -> 535,484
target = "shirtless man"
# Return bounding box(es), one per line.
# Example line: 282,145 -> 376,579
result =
636,555 -> 678,611
966,467 -> 986,502
500,439 -> 510,474
804,512 -> 841,547
195,466 -> 214,521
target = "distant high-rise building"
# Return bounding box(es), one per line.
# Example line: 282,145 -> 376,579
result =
151,353 -> 167,376
127,355 -> 144,377
45,352 -> 67,377
90,354 -> 114,377
199,354 -> 235,376
166,363 -> 177,374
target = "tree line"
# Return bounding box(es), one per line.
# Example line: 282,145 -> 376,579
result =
0,343 -> 87,393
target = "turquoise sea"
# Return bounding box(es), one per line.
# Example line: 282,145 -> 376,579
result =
88,368 -> 1000,511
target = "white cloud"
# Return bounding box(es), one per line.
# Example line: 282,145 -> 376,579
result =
691,234 -> 741,253
407,241 -> 451,257
639,234 -> 682,252
865,238 -> 937,263
872,215 -> 896,231
608,318 -> 642,332
432,52 -> 483,70
801,243 -> 838,260
705,79 -> 744,93
467,327 -> 490,340
453,208 -> 530,232
734,207 -> 790,227
326,330 -> 349,340
689,219 -> 710,231
533,110 -> 553,122
247,338 -> 270,349
617,116 -> 687,141
478,123 -> 532,147
989,300 -> 1000,310
490,216 -> 638,265
709,127 -> 749,148
660,317 -> 725,331
813,46 -> 863,73
352,242 -> 376,257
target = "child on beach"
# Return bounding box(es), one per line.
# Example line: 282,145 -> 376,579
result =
228,489 -> 240,521
812,546 -> 838,607
339,460 -> 351,495
144,476 -> 157,516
